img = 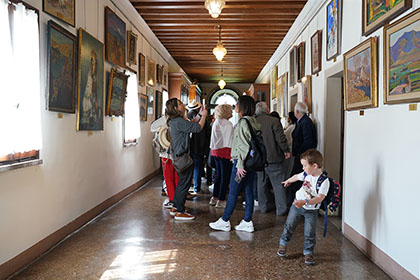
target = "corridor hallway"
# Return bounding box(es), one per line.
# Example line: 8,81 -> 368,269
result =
12,177 -> 390,280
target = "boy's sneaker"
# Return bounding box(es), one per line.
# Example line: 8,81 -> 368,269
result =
174,211 -> 195,221
215,200 -> 226,208
209,217 -> 231,231
304,254 -> 315,266
234,220 -> 254,232
163,201 -> 174,209
209,197 -> 217,206
277,245 -> 287,257
169,207 -> 177,216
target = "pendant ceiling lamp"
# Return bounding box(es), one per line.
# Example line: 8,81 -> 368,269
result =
204,0 -> 225,18
213,25 -> 227,61
218,67 -> 226,89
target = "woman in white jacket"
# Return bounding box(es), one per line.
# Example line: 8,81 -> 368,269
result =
209,104 -> 234,208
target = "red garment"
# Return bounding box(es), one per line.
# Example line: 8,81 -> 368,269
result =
162,157 -> 179,201
211,147 -> 231,159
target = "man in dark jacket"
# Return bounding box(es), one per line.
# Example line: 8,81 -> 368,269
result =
255,102 -> 290,216
288,102 -> 317,206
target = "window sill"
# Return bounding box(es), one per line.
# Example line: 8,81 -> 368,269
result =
0,159 -> 43,173
123,142 -> 138,147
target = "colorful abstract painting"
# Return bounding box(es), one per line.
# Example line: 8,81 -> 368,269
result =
43,0 -> 75,26
105,7 -> 126,68
326,0 -> 341,60
47,20 -> 76,113
77,28 -> 104,131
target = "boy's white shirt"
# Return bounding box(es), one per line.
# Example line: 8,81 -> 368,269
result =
295,172 -> 330,210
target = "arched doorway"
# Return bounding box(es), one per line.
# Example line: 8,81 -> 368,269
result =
208,88 -> 240,123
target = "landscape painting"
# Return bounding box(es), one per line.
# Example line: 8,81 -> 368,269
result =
384,8 -> 420,104
106,69 -> 128,116
105,7 -> 126,68
43,0 -> 75,26
77,28 -> 104,131
362,0 -> 412,35
343,37 -> 378,110
326,0 -> 341,60
47,20 -> 77,113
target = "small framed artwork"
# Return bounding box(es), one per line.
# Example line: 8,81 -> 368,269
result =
156,64 -> 161,84
105,6 -> 126,68
106,68 -> 128,116
302,75 -> 312,113
326,0 -> 342,61
43,0 -> 75,27
289,46 -> 297,86
138,53 -> 145,86
279,72 -> 288,118
343,37 -> 378,110
126,30 -> 137,65
311,30 -> 322,75
362,0 -> 412,36
139,94 -> 147,121
155,90 -> 163,120
77,28 -> 105,131
297,41 -> 305,82
147,86 -> 154,115
148,58 -> 156,86
163,66 -> 168,87
384,8 -> 420,104
271,66 -> 278,100
159,65 -> 164,86
47,20 -> 77,113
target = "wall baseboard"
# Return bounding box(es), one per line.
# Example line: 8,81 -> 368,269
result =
343,223 -> 418,280
0,169 -> 161,280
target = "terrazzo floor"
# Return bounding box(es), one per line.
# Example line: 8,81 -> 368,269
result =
11,177 -> 390,280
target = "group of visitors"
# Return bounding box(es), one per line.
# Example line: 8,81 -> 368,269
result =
154,95 -> 327,265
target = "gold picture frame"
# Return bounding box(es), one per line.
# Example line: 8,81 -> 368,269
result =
311,30 -> 322,75
127,30 -> 137,65
302,75 -> 312,113
106,68 -> 128,116
147,58 -> 156,86
343,37 -> 378,111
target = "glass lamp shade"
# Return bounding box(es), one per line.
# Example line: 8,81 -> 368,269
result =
213,42 -> 227,61
218,78 -> 226,89
205,0 -> 225,18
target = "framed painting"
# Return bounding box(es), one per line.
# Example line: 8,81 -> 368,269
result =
311,30 -> 322,75
138,53 -> 145,86
148,58 -> 156,86
271,66 -> 278,100
156,64 -> 161,84
43,0 -> 75,27
163,66 -> 168,87
126,30 -> 137,65
297,41 -> 305,82
106,68 -> 128,117
155,90 -> 163,120
384,8 -> 420,104
47,20 -> 77,113
362,0 -> 412,36
147,86 -> 154,115
139,94 -> 147,121
77,28 -> 104,131
105,6 -> 126,68
279,72 -> 288,118
302,75 -> 312,113
326,0 -> 342,61
289,46 -> 297,86
343,37 -> 378,110
159,65 -> 164,85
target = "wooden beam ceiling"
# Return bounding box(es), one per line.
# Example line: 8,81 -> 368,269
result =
130,0 -> 307,83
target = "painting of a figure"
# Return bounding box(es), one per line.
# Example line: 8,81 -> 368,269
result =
147,86 -> 154,115
106,69 -> 127,116
105,7 -> 126,68
77,28 -> 104,131
43,0 -> 75,26
363,0 -> 411,35
139,94 -> 147,121
326,0 -> 341,60
47,20 -> 76,113
343,37 -> 378,110
384,8 -> 420,104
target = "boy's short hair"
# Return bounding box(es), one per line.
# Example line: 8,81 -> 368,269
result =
300,149 -> 323,168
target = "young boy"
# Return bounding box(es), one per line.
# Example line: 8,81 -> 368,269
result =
278,149 -> 329,266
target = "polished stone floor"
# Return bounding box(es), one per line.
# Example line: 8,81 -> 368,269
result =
12,177 -> 390,280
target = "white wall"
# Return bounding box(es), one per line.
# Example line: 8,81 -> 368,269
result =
257,0 -> 420,278
0,0 -> 181,266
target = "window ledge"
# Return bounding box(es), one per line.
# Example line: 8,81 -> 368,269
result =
123,142 -> 138,147
0,159 -> 43,173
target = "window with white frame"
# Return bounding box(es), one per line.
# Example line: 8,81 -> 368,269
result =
0,0 -> 42,165
124,72 -> 141,144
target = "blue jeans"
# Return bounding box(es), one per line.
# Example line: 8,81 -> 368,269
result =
222,160 -> 256,222
279,205 -> 318,256
212,157 -> 232,201
192,153 -> 204,192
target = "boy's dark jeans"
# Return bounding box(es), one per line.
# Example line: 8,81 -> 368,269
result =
279,204 -> 318,256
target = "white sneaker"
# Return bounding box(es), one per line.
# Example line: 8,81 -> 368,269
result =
209,217 -> 231,232
209,197 -> 217,206
215,200 -> 226,208
234,220 -> 254,233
